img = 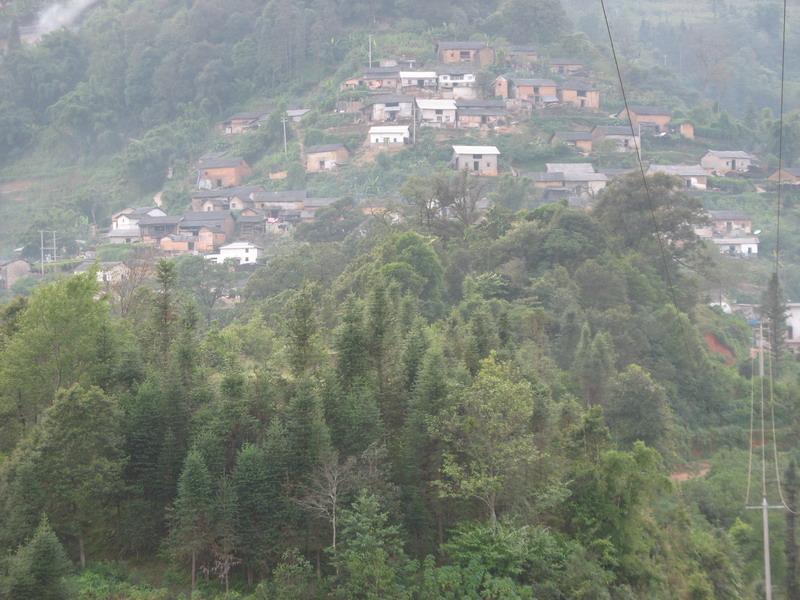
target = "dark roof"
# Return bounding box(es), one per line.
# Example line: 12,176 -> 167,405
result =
508,45 -> 538,53
437,41 -> 487,50
456,98 -> 506,109
192,185 -> 264,199
225,110 -> 270,121
560,79 -> 597,92
553,131 -> 592,142
129,206 -> 161,217
237,215 -> 268,223
550,57 -> 583,65
627,105 -> 671,116
306,144 -> 347,154
436,63 -> 477,75
709,210 -> 751,221
363,66 -> 400,76
180,211 -> 232,227
252,190 -> 307,202
458,107 -> 507,117
593,125 -> 635,136
363,94 -> 414,106
139,215 -> 181,226
198,156 -> 248,169
507,76 -> 556,86
304,197 -> 339,208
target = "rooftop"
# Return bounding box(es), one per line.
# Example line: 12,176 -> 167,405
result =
546,163 -> 596,174
452,145 -> 501,155
363,94 -> 414,105
306,143 -> 347,154
647,164 -> 707,177
627,105 -> 672,116
252,190 -> 307,202
709,210 -> 751,221
198,156 -> 248,169
416,98 -> 457,110
400,71 -> 437,79
706,150 -> 756,160
593,125 -> 636,136
369,125 -> 410,134
437,41 -> 487,50
553,131 -> 593,142
192,185 -> 264,199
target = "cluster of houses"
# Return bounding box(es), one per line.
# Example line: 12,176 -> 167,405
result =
695,210 -> 760,258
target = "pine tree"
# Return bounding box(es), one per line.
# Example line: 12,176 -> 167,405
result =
213,474 -> 238,594
2,515 -> 72,600
761,272 -> 788,368
334,296 -> 369,388
153,259 -> 177,356
170,449 -> 213,591
286,382 -> 333,479
287,284 -> 318,377
786,460 -> 800,600
574,325 -> 617,407
401,319 -> 429,392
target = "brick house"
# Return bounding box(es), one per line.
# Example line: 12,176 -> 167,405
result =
618,106 -> 672,133
196,157 -> 252,189
436,41 -> 495,67
550,131 -> 593,153
557,80 -> 600,109
305,144 -> 349,172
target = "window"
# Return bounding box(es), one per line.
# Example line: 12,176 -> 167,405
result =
459,50 -> 471,60
473,161 -> 479,171
788,326 -> 794,340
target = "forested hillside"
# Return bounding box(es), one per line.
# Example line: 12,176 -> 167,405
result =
1,0 -> 800,598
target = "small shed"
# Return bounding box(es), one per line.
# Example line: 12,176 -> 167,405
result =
452,145 -> 501,176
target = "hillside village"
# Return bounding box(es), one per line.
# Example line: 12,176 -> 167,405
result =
0,35 -> 786,323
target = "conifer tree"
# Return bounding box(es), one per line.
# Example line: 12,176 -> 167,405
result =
287,284 -> 319,377
286,382 -> 333,479
153,259 -> 177,356
232,441 -> 282,583
2,515 -> 72,600
761,272 -> 788,367
334,296 -> 369,388
786,460 -> 800,600
401,319 -> 430,392
574,325 -> 616,407
213,474 -> 238,594
170,449 -> 213,591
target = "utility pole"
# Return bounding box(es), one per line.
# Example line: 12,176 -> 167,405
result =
412,100 -> 416,146
39,230 -> 57,279
368,34 -> 373,68
281,116 -> 288,155
39,230 -> 44,279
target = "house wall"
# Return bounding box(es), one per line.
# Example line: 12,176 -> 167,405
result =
576,139 -> 593,153
494,77 -> 509,99
458,114 -> 502,129
701,155 -> 752,174
306,149 -> 348,172
631,113 -> 671,132
370,103 -> 413,121
551,64 -> 582,75
221,246 -> 262,264
439,48 -> 476,63
419,109 -> 456,127
715,241 -> 758,256
200,165 -> 250,188
369,132 -> 408,145
454,153 -> 498,176
452,86 -> 477,100
1,261 -> 30,289
476,47 -> 495,67
712,218 -> 752,235
223,119 -> 254,135
160,238 -> 192,253
680,123 -> 695,139
559,88 -> 599,109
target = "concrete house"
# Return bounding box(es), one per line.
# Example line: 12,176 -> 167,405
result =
197,157 -> 252,189
695,210 -> 753,239
557,80 -> 600,109
0,259 -> 30,290
550,131 -> 593,153
647,164 -> 708,190
74,261 -> 131,285
305,144 -> 349,172
399,71 -> 438,92
362,67 -> 401,91
220,110 -> 270,135
549,58 -> 585,76
207,241 -> 263,265
251,190 -> 307,216
178,212 -> 236,253
286,108 -> 311,122
416,98 -> 457,127
506,46 -> 538,68
532,163 -> 608,199
368,125 -> 410,147
618,106 -> 672,133
769,167 -> 800,183
701,151 -> 756,175
437,64 -> 478,99
494,75 -> 557,104
457,106 -> 508,129
363,95 -> 414,122
452,145 -> 501,176
712,236 -> 759,257
191,185 -> 264,212
138,215 -> 182,244
436,41 -> 495,67
591,125 -> 640,152
107,207 -> 166,244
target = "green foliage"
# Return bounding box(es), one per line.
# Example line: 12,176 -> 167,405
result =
1,516 -> 71,600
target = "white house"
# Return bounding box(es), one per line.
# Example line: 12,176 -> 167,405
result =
74,261 -> 131,284
416,98 -> 457,127
368,125 -> 410,147
452,145 -> 500,176
711,236 -> 759,257
207,241 -> 263,265
399,71 -> 438,90
701,151 -> 756,175
107,207 -> 167,244
363,95 -> 414,122
647,164 -> 708,190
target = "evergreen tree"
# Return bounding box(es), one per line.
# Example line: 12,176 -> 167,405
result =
787,460 -> 800,600
213,474 -> 238,594
329,491 -> 413,599
401,319 -> 429,392
574,325 -> 616,407
761,272 -> 788,368
287,284 -> 319,377
334,296 -> 369,388
153,259 -> 177,356
170,449 -> 213,591
286,382 -> 333,480
2,516 -> 72,600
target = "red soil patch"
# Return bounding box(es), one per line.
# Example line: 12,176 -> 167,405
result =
670,461 -> 711,482
703,332 -> 736,365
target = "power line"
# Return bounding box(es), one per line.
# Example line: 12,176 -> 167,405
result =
598,0 -> 682,314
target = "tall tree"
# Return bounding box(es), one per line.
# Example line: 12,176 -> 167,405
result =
153,259 -> 178,356
787,460 -> 800,600
761,272 -> 788,368
574,325 -> 617,407
15,385 -> 126,568
170,449 -> 213,591
433,355 -> 539,531
2,515 -> 72,600
286,284 -> 320,377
